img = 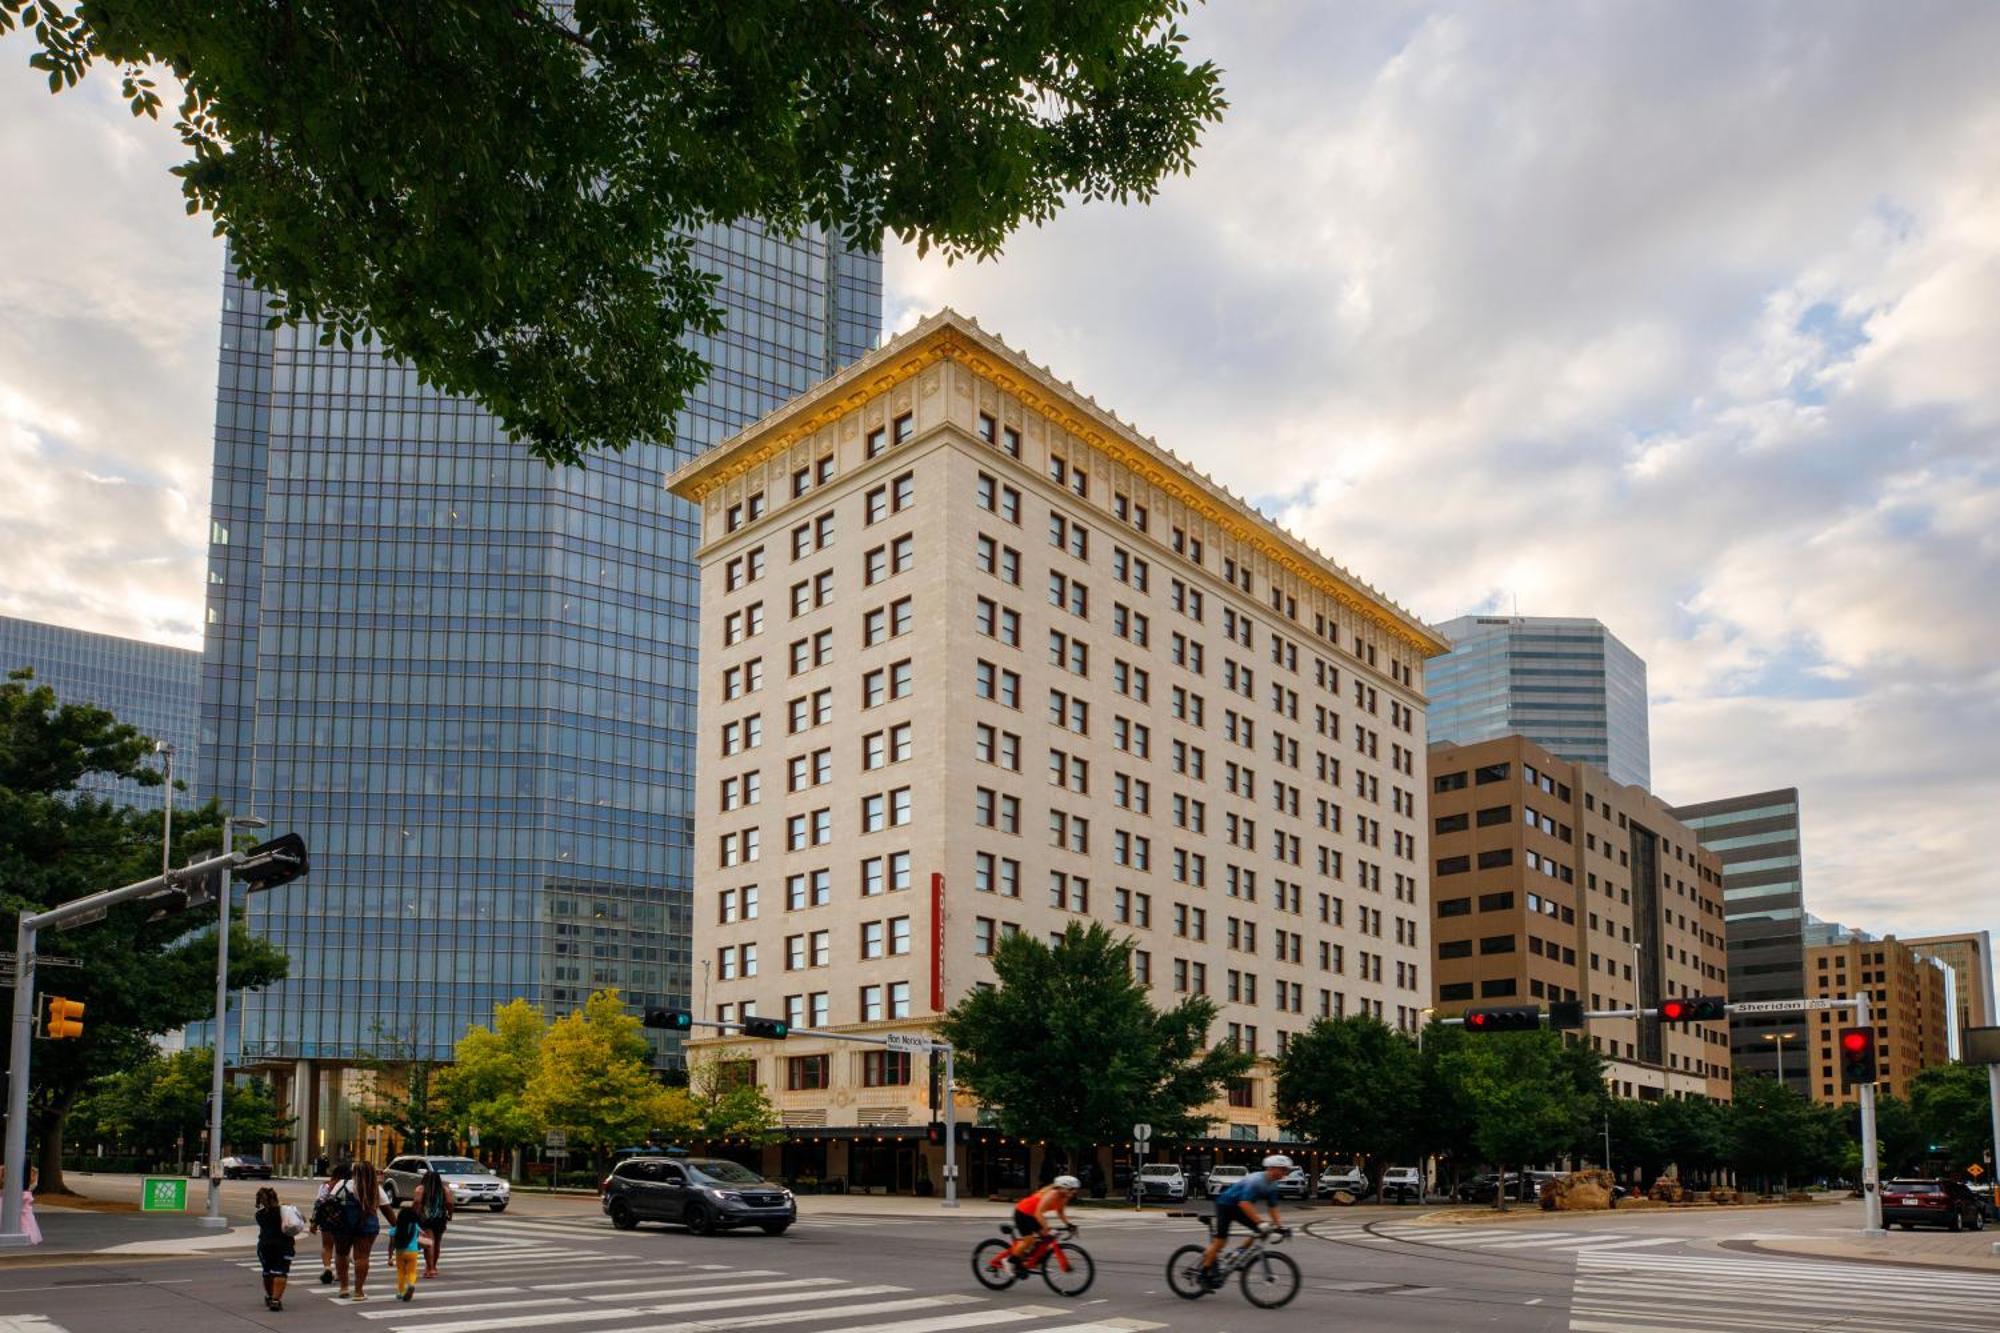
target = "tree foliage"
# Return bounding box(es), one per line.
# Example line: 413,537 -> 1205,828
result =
1727,1076 -> 1845,1188
1433,1031 -> 1607,1208
1273,1015 -> 1422,1172
435,998 -> 547,1153
938,922 -> 1253,1151
0,670 -> 289,1192
0,1 -> 1226,466
665,1049 -> 783,1145
74,1047 -> 290,1158
352,1026 -> 449,1155
1908,1062 -> 1996,1169
524,989 -> 676,1152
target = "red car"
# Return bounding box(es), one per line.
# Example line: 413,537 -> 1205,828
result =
1882,1178 -> 1986,1232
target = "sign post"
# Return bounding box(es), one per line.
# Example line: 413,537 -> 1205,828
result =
1132,1123 -> 1152,1211
1857,992 -> 1884,1237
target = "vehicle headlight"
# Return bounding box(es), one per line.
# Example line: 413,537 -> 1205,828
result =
710,1189 -> 740,1200
781,1189 -> 795,1202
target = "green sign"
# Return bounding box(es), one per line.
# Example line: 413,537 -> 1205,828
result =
141,1177 -> 188,1212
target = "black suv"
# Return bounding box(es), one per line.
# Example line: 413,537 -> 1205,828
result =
602,1156 -> 795,1236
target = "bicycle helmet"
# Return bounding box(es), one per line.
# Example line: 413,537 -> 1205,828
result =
1262,1154 -> 1294,1170
1052,1174 -> 1081,1191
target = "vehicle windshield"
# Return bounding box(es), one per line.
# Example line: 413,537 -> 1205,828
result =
687,1160 -> 764,1185
429,1159 -> 486,1175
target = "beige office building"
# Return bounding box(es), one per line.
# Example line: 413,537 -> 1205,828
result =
1904,931 -> 1996,1057
1429,735 -> 1732,1102
668,311 -> 1447,1192
1805,931 -> 1952,1105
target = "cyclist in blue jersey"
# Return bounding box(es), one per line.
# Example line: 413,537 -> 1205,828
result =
1199,1154 -> 1291,1285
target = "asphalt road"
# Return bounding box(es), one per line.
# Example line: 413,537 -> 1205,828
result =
7,1183 -> 2000,1332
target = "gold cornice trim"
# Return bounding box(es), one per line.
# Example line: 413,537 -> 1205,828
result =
670,323 -> 1447,656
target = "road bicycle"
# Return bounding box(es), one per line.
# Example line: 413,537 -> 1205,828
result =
971,1222 -> 1095,1297
1166,1221 -> 1301,1308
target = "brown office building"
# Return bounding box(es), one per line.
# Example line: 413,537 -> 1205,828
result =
1903,931 -> 1996,1057
1430,735 -> 1731,1101
1805,930 -> 1952,1104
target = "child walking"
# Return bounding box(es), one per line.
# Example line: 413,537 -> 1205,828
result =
254,1186 -> 296,1311
390,1203 -> 423,1303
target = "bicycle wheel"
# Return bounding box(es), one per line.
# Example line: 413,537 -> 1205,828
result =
971,1239 -> 1017,1291
1041,1242 -> 1095,1297
1165,1244 -> 1212,1300
1239,1248 -> 1301,1309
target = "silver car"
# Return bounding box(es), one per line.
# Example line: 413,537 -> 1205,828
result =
383,1154 -> 512,1212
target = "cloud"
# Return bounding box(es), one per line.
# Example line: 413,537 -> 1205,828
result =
890,2 -> 2000,954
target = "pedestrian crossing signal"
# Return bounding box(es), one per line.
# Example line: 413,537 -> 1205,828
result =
1463,1005 -> 1540,1032
45,995 -> 85,1039
643,1009 -> 694,1031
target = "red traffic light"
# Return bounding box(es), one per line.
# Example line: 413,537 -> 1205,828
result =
1467,1011 -> 1489,1030
1838,1026 -> 1877,1085
1463,1005 -> 1540,1032
1841,1030 -> 1870,1054
1658,995 -> 1726,1022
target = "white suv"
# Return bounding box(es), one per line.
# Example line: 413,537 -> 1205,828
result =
1318,1163 -> 1369,1196
1133,1163 -> 1188,1202
1204,1163 -> 1249,1198
1381,1165 -> 1423,1203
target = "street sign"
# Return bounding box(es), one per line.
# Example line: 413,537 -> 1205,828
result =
141,1177 -> 187,1212
1969,1164 -> 1985,1179
545,1130 -> 567,1149
1132,1123 -> 1152,1142
52,906 -> 107,932
884,1033 -> 937,1052
1730,998 -> 1852,1014
547,1148 -> 569,1160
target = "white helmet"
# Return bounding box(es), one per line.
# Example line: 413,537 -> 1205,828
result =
1053,1174 -> 1081,1191
1262,1154 -> 1294,1171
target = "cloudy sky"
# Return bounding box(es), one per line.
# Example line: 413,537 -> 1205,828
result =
2,5 -> 1995,959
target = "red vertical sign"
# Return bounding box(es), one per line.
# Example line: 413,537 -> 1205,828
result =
931,872 -> 946,1011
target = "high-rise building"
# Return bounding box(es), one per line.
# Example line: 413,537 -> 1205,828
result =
1428,735 -> 1731,1102
1427,616 -> 1651,789
0,614 -> 197,811
1802,928 -> 1951,1105
1903,931 -> 1995,1058
1671,789 -> 1807,1093
199,222 -> 879,1156
669,311 -> 1447,1192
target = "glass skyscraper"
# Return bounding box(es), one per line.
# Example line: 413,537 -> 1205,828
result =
200,222 -> 880,1090
1428,616 -> 1651,790
1,614 -> 198,811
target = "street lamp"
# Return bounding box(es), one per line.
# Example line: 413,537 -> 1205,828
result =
199,812 -> 267,1229
1763,1031 -> 1798,1088
1416,1007 -> 1436,1054
156,741 -> 176,876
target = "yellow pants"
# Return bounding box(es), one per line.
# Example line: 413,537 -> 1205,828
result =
396,1251 -> 420,1295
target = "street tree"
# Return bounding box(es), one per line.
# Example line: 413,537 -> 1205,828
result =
939,923 -> 1252,1155
1434,1030 -> 1607,1211
0,669 -> 288,1192
1273,1015 -> 1420,1191
524,989 -> 674,1157
1727,1076 -> 1843,1191
1908,1062 -> 1996,1169
0,2 -> 1225,466
353,1026 -> 449,1156
676,1049 -> 784,1146
75,1047 -> 290,1161
436,998 -> 547,1158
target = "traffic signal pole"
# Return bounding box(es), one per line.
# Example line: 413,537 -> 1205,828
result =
1856,992 -> 1885,1237
198,813 -> 240,1229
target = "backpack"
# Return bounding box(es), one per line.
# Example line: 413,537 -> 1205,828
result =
312,1189 -> 346,1235
420,1178 -> 448,1226
339,1185 -> 367,1237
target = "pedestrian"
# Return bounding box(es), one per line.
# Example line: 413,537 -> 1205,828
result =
253,1185 -> 300,1311
328,1160 -> 393,1300
0,1166 -> 39,1246
414,1165 -> 454,1278
389,1203 -> 423,1302
308,1162 -> 350,1284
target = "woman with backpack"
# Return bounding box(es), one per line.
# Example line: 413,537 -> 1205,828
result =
327,1160 -> 393,1300
413,1166 -> 455,1278
308,1163 -> 350,1285
253,1185 -> 303,1311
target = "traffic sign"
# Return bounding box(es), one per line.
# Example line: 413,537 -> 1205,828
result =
1970,1164 -> 1985,1179
545,1130 -> 567,1149
1730,998 -> 1851,1014
884,1032 -> 937,1052
141,1177 -> 187,1212
1132,1123 -> 1152,1142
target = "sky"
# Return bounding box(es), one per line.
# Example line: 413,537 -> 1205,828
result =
0,5 -> 1995,972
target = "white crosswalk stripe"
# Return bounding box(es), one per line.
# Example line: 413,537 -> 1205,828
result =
1570,1249 -> 2000,1331
1372,1223 -> 1688,1254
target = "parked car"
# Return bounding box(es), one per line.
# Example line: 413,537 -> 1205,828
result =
1380,1165 -> 1423,1203
602,1156 -> 795,1235
383,1154 -> 512,1212
1456,1172 -> 1533,1204
1318,1163 -> 1369,1197
1132,1163 -> 1189,1202
1275,1167 -> 1312,1200
220,1155 -> 272,1180
1204,1164 -> 1249,1198
1881,1178 -> 1986,1233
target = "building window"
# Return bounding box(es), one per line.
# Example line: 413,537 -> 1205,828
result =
863,1050 -> 913,1086
786,1055 -> 830,1091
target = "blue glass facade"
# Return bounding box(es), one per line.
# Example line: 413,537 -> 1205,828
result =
1428,616 -> 1652,790
200,221 -> 881,1064
0,614 -> 198,811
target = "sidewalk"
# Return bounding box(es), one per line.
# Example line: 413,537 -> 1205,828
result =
1744,1232 -> 2000,1273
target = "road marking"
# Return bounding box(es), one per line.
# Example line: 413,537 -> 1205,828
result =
572,1294 -> 984,1333
586,1277 -> 854,1303
359,1297 -> 576,1319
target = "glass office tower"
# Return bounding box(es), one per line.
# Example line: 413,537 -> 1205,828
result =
200,222 -> 881,1082
1428,616 -> 1651,790
1,614 -> 198,810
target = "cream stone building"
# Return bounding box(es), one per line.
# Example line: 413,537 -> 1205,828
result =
667,312 -> 1447,1194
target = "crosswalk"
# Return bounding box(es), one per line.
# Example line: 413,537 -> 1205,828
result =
1569,1248 -> 2000,1331
1314,1218 -> 1690,1255
238,1215 -> 1165,1333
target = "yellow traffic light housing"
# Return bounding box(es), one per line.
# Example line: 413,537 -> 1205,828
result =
45,995 -> 86,1040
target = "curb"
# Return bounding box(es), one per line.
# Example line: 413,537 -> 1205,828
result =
1737,1238 -> 2000,1275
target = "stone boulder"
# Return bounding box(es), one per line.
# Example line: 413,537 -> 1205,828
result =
1541,1168 -> 1616,1211
1648,1177 -> 1688,1204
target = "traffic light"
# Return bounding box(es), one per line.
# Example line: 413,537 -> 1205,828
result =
45,995 -> 85,1040
146,866 -> 222,922
236,832 -> 309,891
643,1009 -> 695,1031
1658,995 -> 1728,1022
1463,1005 -> 1540,1032
1839,1027 -> 1878,1086
1548,1000 -> 1587,1030
739,1015 -> 790,1039
926,1121 -> 946,1146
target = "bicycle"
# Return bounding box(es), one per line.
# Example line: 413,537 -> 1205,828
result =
1166,1220 -> 1300,1308
971,1222 -> 1095,1297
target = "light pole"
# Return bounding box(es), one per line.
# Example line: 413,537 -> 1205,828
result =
1416,1007 -> 1436,1054
199,811 -> 267,1229
1762,1030 -> 1797,1088
157,740 -> 176,876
